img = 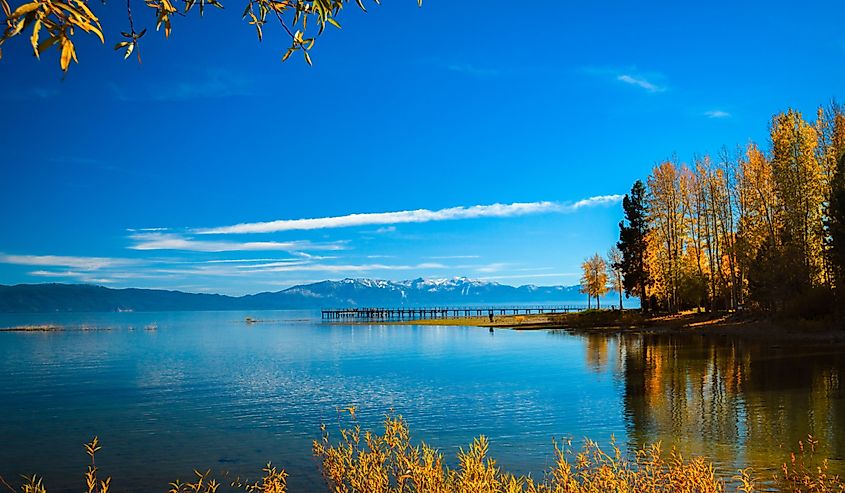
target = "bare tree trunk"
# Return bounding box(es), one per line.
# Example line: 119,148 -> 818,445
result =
619,283 -> 623,310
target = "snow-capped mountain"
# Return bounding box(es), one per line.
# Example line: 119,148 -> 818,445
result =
0,278 -> 585,312
246,277 -> 582,307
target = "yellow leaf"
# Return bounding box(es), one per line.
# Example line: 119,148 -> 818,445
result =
303,50 -> 311,66
281,47 -> 294,61
90,24 -> 104,43
29,18 -> 40,57
11,17 -> 25,36
72,0 -> 99,22
60,37 -> 72,71
11,1 -> 39,17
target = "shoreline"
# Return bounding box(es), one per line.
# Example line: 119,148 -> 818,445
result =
336,310 -> 845,343
0,324 -> 63,332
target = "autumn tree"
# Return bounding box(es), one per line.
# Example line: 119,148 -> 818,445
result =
769,109 -> 824,288
608,102 -> 842,316
647,159 -> 687,312
830,152 -> 845,302
580,253 -> 608,309
736,142 -> 778,308
0,0 -> 419,71
819,103 -> 845,289
607,246 -> 624,310
618,180 -> 651,312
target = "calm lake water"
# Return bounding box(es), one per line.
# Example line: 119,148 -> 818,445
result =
1,311 -> 843,491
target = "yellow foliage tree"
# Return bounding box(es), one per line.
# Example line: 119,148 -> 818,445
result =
625,103 -> 844,314
580,253 -> 608,309
647,159 -> 687,312
770,109 -> 825,286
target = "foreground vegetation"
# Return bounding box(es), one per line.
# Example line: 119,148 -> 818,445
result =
3,411 -> 843,493
0,0 -> 418,72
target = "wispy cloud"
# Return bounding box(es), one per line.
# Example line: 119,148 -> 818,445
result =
475,262 -> 509,273
243,262 -> 447,273
29,270 -> 173,282
127,232 -> 346,252
616,74 -> 665,93
447,63 -> 499,77
157,262 -> 449,275
704,110 -> 731,119
195,196 -> 622,235
29,270 -> 88,278
374,226 -> 397,234
0,253 -> 135,270
428,255 -> 480,260
0,87 -> 60,101
110,69 -> 253,102
478,272 -> 579,281
565,194 -> 623,211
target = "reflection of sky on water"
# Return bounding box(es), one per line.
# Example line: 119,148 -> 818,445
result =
0,311 -> 842,492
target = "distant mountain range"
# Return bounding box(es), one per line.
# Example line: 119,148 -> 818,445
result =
0,278 -> 587,313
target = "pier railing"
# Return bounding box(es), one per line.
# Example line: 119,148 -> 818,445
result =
321,306 -> 584,321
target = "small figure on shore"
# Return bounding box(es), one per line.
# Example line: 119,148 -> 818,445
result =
488,311 -> 494,323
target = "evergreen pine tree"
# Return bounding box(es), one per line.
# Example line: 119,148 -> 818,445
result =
617,180 -> 651,312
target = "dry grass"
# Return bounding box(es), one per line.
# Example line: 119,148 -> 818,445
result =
1,414 -> 842,493
314,410 -> 843,493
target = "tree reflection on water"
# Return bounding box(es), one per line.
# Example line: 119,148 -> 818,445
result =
565,330 -> 845,475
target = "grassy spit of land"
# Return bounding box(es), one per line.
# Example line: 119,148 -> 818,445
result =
349,310 -> 845,342
0,325 -> 63,332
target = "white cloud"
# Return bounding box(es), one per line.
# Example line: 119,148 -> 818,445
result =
564,194 -> 624,211
0,253 -> 135,270
475,262 -> 509,273
428,255 -> 480,259
29,270 -> 86,277
375,226 -> 397,234
704,110 -> 731,119
149,262 -> 450,277
478,272 -> 579,281
241,262 -> 448,273
194,196 -> 622,235
128,233 -> 346,252
201,258 -> 294,264
617,74 -> 665,93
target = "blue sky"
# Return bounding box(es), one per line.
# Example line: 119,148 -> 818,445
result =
1,0 -> 843,295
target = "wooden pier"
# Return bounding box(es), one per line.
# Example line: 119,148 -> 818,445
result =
321,306 -> 583,321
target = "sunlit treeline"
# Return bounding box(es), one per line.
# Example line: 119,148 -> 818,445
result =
618,102 -> 845,313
